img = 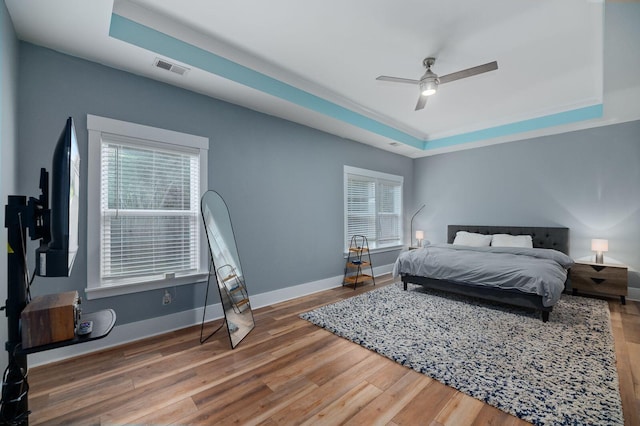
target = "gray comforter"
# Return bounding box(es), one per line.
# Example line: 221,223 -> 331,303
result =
392,243 -> 574,307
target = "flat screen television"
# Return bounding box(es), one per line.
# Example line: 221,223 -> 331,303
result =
35,117 -> 80,277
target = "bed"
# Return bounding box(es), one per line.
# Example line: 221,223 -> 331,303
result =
393,225 -> 572,322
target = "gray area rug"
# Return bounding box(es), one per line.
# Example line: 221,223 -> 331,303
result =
300,283 -> 623,425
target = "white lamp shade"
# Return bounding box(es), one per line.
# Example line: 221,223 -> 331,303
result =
415,230 -> 425,240
591,239 -> 609,252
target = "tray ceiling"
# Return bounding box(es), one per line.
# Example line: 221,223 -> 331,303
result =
6,0 -> 606,157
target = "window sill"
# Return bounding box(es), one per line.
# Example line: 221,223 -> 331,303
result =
85,272 -> 209,300
343,244 -> 403,258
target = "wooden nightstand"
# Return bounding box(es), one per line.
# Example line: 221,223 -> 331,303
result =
570,261 -> 628,304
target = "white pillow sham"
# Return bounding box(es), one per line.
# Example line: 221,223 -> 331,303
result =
491,233 -> 533,248
452,231 -> 492,247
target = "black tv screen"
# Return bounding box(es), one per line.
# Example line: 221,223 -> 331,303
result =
35,117 -> 80,277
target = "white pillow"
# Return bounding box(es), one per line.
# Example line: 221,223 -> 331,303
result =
452,231 -> 492,247
491,234 -> 533,248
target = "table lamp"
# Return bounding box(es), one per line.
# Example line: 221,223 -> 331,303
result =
591,239 -> 608,264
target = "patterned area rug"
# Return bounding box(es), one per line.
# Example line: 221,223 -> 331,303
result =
300,283 -> 623,425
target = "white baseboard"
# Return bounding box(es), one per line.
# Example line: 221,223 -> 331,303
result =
28,263 -> 395,367
627,287 -> 640,302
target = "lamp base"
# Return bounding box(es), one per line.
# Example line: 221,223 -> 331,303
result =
595,252 -> 604,264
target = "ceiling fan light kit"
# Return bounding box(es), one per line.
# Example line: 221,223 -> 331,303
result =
419,78 -> 438,97
376,57 -> 498,111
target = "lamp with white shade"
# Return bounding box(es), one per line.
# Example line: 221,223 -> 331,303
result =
591,239 -> 608,264
415,230 -> 425,247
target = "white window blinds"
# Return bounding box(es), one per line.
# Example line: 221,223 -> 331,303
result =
345,166 -> 403,250
377,180 -> 402,245
100,140 -> 200,284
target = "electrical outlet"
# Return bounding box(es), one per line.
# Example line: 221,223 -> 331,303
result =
162,290 -> 172,305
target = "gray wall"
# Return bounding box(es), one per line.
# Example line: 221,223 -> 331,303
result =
413,121 -> 640,290
17,43 -> 412,325
1,0 -> 19,371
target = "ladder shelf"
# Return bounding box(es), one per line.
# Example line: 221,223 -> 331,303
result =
343,235 -> 375,290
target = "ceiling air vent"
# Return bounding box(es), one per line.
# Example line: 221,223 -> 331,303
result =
154,58 -> 189,76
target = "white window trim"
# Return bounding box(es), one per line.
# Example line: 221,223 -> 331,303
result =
86,115 -> 209,299
343,165 -> 404,254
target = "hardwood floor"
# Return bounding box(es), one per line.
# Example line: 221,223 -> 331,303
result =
28,277 -> 640,425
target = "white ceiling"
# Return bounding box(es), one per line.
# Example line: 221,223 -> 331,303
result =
6,0 -> 606,158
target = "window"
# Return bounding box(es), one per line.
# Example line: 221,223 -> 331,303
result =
86,115 -> 209,299
344,166 -> 403,252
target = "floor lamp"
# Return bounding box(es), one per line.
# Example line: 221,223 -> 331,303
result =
410,204 -> 425,247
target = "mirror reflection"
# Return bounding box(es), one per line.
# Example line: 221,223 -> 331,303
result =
200,190 -> 254,348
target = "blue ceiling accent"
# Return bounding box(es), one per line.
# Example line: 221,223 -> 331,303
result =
425,104 -> 603,150
109,14 -> 425,149
109,13 -> 603,153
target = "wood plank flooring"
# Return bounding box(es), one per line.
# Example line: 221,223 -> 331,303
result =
28,276 -> 640,425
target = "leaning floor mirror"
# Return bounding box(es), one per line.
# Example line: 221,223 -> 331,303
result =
200,190 -> 255,348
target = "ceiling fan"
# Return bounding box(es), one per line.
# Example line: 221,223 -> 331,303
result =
376,57 -> 498,111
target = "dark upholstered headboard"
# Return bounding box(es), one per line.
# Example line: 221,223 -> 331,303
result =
447,225 -> 570,255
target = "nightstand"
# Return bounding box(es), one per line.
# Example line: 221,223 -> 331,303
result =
570,261 -> 628,304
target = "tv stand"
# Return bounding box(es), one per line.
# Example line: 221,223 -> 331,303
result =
17,309 -> 116,355
3,195 -> 116,425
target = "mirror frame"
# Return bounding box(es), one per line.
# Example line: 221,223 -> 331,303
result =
200,190 -> 254,348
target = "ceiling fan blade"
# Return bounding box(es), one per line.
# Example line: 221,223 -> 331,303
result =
415,95 -> 427,111
376,76 -> 420,85
438,61 -> 498,84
